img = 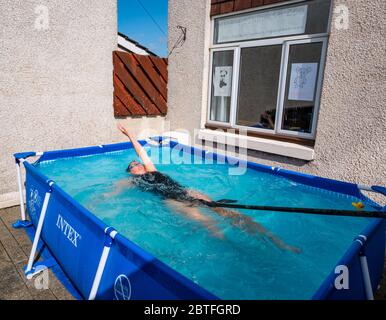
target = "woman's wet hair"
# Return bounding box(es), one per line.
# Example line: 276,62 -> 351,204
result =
126,160 -> 139,172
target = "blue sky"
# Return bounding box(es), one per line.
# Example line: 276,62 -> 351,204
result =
118,0 -> 168,57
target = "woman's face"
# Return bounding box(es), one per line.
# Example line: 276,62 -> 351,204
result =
127,161 -> 146,175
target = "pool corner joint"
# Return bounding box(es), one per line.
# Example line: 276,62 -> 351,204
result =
358,184 -> 386,198
13,152 -> 44,229
88,227 -> 118,300
24,180 -> 56,280
273,166 -> 282,173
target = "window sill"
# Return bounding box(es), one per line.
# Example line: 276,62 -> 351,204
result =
197,129 -> 314,161
205,123 -> 315,146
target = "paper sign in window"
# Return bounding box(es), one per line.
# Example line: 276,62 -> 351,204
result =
213,66 -> 232,97
288,63 -> 318,101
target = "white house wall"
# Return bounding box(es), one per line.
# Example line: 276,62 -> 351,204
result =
0,1 -> 165,207
167,0 -> 386,199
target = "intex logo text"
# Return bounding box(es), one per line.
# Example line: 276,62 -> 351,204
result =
56,214 -> 81,247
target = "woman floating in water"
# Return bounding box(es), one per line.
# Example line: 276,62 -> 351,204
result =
116,124 -> 300,253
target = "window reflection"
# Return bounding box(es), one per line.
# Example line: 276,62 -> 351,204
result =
236,45 -> 282,130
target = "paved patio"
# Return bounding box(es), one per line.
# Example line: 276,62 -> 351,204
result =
0,205 -> 385,300
0,206 -> 74,300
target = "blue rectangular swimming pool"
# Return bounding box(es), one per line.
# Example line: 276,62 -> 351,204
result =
14,139 -> 385,300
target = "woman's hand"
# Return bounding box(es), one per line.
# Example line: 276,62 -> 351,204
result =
117,123 -> 130,137
117,123 -> 156,172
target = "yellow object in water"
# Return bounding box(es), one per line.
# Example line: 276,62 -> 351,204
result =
352,202 -> 365,210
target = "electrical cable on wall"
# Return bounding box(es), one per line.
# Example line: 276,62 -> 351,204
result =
168,25 -> 187,57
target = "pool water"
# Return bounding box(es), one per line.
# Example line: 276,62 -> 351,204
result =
35,146 -> 371,299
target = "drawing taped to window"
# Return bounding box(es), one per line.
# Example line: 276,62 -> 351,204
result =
288,63 -> 318,101
213,66 -> 232,97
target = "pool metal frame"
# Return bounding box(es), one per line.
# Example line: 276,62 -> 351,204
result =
13,138 -> 386,300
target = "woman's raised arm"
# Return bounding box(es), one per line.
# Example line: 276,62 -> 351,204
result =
117,123 -> 157,172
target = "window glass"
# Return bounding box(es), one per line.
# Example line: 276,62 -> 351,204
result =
209,50 -> 234,123
214,0 -> 331,44
281,42 -> 323,133
236,45 -> 282,130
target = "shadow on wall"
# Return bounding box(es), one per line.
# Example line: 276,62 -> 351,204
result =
247,148 -> 310,168
204,142 -> 310,168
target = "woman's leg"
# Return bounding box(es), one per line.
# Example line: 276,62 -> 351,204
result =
164,199 -> 224,239
186,190 -> 301,253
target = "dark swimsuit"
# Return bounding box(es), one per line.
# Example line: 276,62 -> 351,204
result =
132,171 -> 199,203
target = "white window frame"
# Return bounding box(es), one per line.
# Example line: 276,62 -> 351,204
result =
276,37 -> 328,138
206,47 -> 238,127
206,0 -> 332,140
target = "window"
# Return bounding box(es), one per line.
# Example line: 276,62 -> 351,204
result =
209,50 -> 234,122
207,0 -> 331,140
280,40 -> 324,134
213,0 -> 331,44
236,45 -> 282,130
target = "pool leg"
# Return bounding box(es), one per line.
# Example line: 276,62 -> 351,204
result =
88,227 -> 117,300
360,253 -> 374,300
24,183 -> 54,279
356,235 -> 374,300
13,160 -> 32,229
